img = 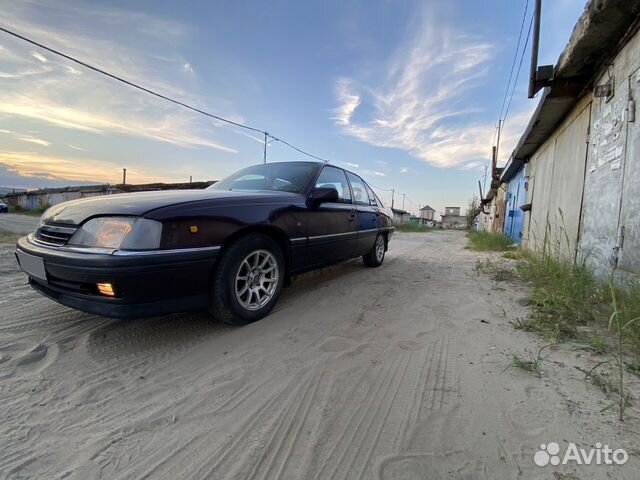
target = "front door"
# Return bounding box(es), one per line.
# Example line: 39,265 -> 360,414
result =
346,172 -> 379,256
305,166 -> 357,268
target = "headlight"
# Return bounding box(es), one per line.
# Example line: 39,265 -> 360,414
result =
68,217 -> 162,249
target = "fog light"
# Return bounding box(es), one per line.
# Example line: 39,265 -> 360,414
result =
97,283 -> 115,297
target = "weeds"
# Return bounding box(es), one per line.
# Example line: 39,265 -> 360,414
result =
626,360 -> 640,377
508,345 -> 550,377
578,362 -> 619,396
395,223 -> 437,233
467,231 -> 514,251
586,334 -> 609,355
0,229 -> 20,244
473,225 -> 640,420
473,258 -> 517,283
502,250 -> 527,260
571,334 -> 609,355
601,282 -> 640,420
8,205 -> 48,216
515,251 -> 599,339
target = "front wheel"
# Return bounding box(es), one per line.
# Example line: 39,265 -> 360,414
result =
363,234 -> 385,267
209,234 -> 285,326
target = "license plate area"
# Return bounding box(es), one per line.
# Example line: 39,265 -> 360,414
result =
16,250 -> 47,281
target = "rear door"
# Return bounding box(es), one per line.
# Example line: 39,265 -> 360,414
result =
305,166 -> 357,267
345,172 -> 379,256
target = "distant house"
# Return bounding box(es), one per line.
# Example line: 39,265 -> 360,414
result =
391,208 -> 411,225
418,205 -> 435,227
4,181 -> 216,211
441,206 -> 466,229
444,206 -> 460,216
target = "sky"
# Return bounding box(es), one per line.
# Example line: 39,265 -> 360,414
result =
0,0 -> 587,215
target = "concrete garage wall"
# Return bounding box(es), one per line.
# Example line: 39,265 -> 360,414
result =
523,96 -> 592,258
581,29 -> 640,279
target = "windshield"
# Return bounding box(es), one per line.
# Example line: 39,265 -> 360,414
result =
208,163 -> 318,193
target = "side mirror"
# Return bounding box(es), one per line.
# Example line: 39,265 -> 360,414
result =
308,187 -> 339,208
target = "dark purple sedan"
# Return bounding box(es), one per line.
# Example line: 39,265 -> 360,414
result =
15,161 -> 394,325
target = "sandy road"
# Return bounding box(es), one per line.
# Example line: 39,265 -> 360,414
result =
0,224 -> 638,479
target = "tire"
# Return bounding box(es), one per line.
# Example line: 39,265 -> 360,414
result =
363,234 -> 385,267
209,234 -> 285,326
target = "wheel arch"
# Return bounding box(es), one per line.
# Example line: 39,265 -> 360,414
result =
217,224 -> 292,280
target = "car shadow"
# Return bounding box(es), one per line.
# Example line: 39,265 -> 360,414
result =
1,258 -> 377,364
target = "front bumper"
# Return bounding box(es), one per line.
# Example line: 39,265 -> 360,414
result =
15,236 -> 220,318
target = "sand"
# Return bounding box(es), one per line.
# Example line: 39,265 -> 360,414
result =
0,219 -> 638,479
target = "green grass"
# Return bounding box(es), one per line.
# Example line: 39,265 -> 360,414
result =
508,345 -> 550,377
466,230 -> 513,251
395,223 -> 437,233
8,205 -> 47,216
475,248 -> 640,348
515,251 -> 600,339
473,258 -> 517,283
0,229 -> 21,243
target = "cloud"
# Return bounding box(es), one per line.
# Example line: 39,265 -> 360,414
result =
16,135 -> 51,147
31,51 -> 48,63
0,129 -> 51,147
0,150 -> 176,184
332,78 -> 361,126
0,94 -> 237,152
400,167 -> 408,173
459,161 -> 485,170
332,9 -> 504,169
0,2 -> 239,154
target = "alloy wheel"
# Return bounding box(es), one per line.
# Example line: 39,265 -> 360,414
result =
375,235 -> 385,262
234,249 -> 279,311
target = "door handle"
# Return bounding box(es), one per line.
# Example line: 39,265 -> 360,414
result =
348,213 -> 356,222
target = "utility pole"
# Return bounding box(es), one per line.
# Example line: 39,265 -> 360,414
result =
402,193 -> 406,211
189,175 -> 192,183
495,120 -> 502,164
122,168 -> 127,185
391,188 -> 395,209
482,165 -> 488,197
528,0 -> 543,98
263,131 -> 268,164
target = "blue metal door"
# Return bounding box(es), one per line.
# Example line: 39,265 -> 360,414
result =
503,168 -> 526,243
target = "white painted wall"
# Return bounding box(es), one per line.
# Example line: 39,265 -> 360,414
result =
581,27 -> 640,278
523,95 -> 592,259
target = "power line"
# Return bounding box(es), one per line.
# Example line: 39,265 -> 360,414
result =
368,183 -> 393,192
0,25 -> 331,164
502,13 -> 534,127
497,0 -> 529,123
268,134 -> 329,163
0,27 -> 265,135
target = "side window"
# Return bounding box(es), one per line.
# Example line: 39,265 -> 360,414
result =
346,172 -> 370,206
364,183 -> 378,206
314,166 -> 352,203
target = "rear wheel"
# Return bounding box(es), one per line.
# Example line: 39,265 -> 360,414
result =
363,234 -> 385,267
209,234 -> 285,325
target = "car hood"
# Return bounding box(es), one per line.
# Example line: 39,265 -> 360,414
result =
42,189 -> 299,225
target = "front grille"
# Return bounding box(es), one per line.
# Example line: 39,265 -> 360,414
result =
35,224 -> 78,246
